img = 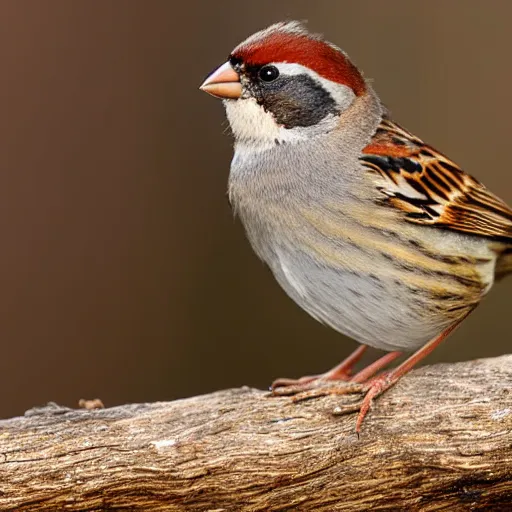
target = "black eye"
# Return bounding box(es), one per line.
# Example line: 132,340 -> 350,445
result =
259,65 -> 279,82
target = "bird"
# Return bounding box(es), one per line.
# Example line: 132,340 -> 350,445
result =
199,21 -> 512,432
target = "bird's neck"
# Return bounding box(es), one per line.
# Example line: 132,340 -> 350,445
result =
229,86 -> 384,191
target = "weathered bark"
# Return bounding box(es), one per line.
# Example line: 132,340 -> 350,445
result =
1,355 -> 511,511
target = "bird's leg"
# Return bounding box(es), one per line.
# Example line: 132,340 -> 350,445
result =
271,308 -> 474,431
351,309 -> 475,432
270,344 -> 368,394
350,351 -> 403,383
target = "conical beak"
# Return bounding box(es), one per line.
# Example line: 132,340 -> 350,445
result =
200,61 -> 242,99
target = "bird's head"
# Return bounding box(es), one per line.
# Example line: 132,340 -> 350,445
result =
200,21 -> 369,147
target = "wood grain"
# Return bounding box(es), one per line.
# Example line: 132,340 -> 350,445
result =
1,355 -> 511,511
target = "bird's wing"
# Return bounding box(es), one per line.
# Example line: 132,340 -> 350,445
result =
360,118 -> 512,244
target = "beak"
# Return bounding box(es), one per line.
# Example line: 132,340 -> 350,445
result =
200,61 -> 242,99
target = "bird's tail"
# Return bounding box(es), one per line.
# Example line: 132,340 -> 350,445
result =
496,247 -> 512,280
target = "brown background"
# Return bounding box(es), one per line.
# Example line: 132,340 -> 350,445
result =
0,1 -> 510,419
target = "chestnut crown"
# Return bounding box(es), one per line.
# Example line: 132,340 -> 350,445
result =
230,21 -> 366,97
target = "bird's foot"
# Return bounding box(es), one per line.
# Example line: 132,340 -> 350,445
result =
271,371 -> 396,432
270,370 -> 352,395
271,378 -> 363,400
331,372 -> 397,433
271,360 -> 400,434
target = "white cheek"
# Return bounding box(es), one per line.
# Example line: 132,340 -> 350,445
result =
224,98 -> 280,143
322,82 -> 355,112
224,97 -> 340,150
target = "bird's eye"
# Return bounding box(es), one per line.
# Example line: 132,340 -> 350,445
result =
259,65 -> 279,82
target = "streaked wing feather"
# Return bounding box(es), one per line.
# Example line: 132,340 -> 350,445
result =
361,118 -> 512,244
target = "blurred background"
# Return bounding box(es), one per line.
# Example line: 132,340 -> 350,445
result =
0,1 -> 510,418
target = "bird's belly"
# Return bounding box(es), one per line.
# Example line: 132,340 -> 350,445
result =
236,195 -> 492,353
269,246 -> 466,352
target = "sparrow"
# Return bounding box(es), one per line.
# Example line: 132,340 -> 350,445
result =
200,21 -> 512,432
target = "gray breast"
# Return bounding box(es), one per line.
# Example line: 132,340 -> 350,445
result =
228,129 -> 488,353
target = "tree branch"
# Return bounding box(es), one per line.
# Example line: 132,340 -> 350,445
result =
1,356 -> 511,511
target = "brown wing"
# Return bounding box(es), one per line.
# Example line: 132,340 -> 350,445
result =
361,118 -> 512,244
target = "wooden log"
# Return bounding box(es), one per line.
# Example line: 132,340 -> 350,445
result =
1,355 -> 511,511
